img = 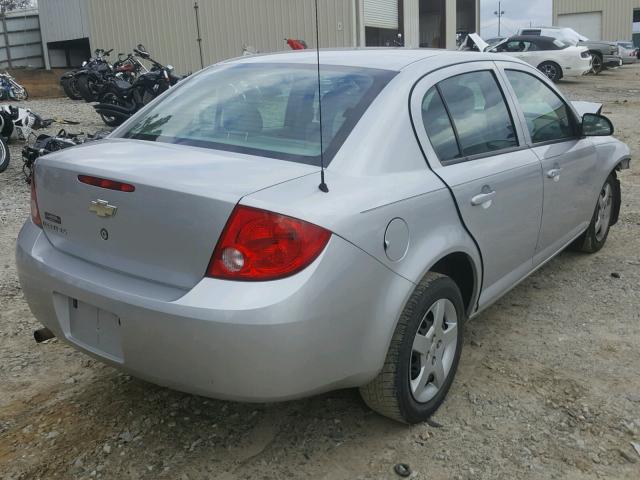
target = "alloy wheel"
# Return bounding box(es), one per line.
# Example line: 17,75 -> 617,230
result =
592,56 -> 603,74
409,298 -> 458,403
594,182 -> 613,242
541,64 -> 558,81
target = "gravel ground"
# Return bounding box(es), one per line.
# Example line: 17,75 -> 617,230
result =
1,66 -> 639,480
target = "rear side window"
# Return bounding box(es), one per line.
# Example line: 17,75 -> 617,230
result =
120,63 -> 395,166
436,71 -> 518,158
421,87 -> 461,161
505,70 -> 576,144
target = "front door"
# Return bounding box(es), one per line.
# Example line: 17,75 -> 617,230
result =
411,62 -> 543,308
499,66 -> 599,265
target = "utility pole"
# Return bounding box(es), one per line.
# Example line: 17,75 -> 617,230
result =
494,1 -> 505,37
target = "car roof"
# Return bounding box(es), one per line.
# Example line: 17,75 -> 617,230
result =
506,35 -> 556,43
223,48 -> 515,72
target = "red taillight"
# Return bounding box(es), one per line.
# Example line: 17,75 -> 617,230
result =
78,175 -> 135,192
207,205 -> 331,281
30,175 -> 41,227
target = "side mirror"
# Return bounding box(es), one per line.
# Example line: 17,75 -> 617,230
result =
581,113 -> 614,137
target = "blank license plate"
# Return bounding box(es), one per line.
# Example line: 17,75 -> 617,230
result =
68,298 -> 123,361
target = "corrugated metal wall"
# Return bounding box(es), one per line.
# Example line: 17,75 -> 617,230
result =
553,0 -> 640,41
86,0 -> 356,74
1,10 -> 44,68
38,0 -> 90,43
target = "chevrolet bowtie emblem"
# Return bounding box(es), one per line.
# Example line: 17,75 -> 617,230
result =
89,199 -> 117,218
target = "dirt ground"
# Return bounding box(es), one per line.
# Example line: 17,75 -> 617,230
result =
1,65 -> 639,480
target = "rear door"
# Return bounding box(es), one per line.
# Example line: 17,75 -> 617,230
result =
497,64 -> 599,265
410,61 -> 543,308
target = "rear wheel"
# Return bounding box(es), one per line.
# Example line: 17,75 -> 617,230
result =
359,272 -> 465,424
0,138 -> 10,173
572,175 -> 618,253
538,61 -> 562,82
591,53 -> 603,74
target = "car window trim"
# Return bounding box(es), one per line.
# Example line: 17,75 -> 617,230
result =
503,68 -> 581,146
434,69 -> 521,165
440,144 -> 530,166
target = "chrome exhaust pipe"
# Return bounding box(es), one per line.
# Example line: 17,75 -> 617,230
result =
34,327 -> 55,343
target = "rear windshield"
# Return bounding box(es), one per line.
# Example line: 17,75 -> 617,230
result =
120,63 -> 395,165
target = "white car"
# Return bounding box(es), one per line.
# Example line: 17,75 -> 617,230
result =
462,34 -> 591,82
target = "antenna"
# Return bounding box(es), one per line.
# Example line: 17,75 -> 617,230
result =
314,0 -> 329,193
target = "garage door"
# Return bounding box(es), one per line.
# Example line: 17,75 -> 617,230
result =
364,0 -> 399,30
557,12 -> 602,41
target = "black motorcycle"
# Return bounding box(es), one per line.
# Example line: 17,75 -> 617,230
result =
94,45 -> 181,127
60,49 -> 113,101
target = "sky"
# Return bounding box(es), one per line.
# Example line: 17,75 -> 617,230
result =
480,0 -> 553,39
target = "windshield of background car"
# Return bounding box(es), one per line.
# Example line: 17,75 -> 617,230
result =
120,63 -> 396,166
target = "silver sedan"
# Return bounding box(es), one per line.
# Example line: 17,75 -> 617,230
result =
17,49 -> 630,424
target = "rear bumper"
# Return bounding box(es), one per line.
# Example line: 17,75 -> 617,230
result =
603,55 -> 623,68
16,221 -> 413,402
561,56 -> 593,77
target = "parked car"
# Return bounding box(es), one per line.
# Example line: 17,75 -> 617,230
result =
485,36 -> 506,47
519,27 -> 622,74
17,49 -> 631,424
461,34 -> 592,82
615,41 -> 638,64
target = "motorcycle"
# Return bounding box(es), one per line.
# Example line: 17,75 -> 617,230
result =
0,106 -> 53,173
22,129 -> 109,183
94,45 -> 182,127
60,48 -> 113,101
0,72 -> 29,101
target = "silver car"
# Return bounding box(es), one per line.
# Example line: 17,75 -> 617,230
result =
17,49 -> 630,424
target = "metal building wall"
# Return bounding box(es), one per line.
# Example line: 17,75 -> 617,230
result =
1,9 -> 44,68
86,0 -> 356,74
553,0 -> 640,41
38,0 -> 90,43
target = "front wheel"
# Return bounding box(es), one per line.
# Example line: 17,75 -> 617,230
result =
360,272 -> 465,424
0,138 -> 10,173
572,175 -> 619,253
538,61 -> 562,82
99,92 -> 126,127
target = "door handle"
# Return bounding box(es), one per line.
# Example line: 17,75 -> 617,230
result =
471,190 -> 496,206
547,168 -> 563,179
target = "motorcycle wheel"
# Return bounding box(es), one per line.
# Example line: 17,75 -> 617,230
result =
76,74 -> 96,102
61,75 -> 83,100
0,138 -> 10,173
99,92 -> 126,127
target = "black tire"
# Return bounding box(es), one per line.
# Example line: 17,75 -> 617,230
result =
0,138 -> 10,173
591,53 -> 603,75
99,92 -> 126,127
76,74 -> 96,102
61,75 -> 83,100
538,61 -> 562,82
360,272 -> 465,424
572,174 -> 619,253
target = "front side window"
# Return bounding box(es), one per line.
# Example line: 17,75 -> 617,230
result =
436,71 -> 518,158
120,63 -> 395,165
505,70 -> 576,144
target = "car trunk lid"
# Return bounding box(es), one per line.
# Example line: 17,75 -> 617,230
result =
35,139 -> 316,289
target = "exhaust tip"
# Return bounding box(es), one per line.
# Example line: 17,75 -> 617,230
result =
34,327 -> 55,343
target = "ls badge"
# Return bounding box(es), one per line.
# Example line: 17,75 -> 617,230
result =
89,199 -> 117,218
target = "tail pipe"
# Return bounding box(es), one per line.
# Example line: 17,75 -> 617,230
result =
34,327 -> 55,343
